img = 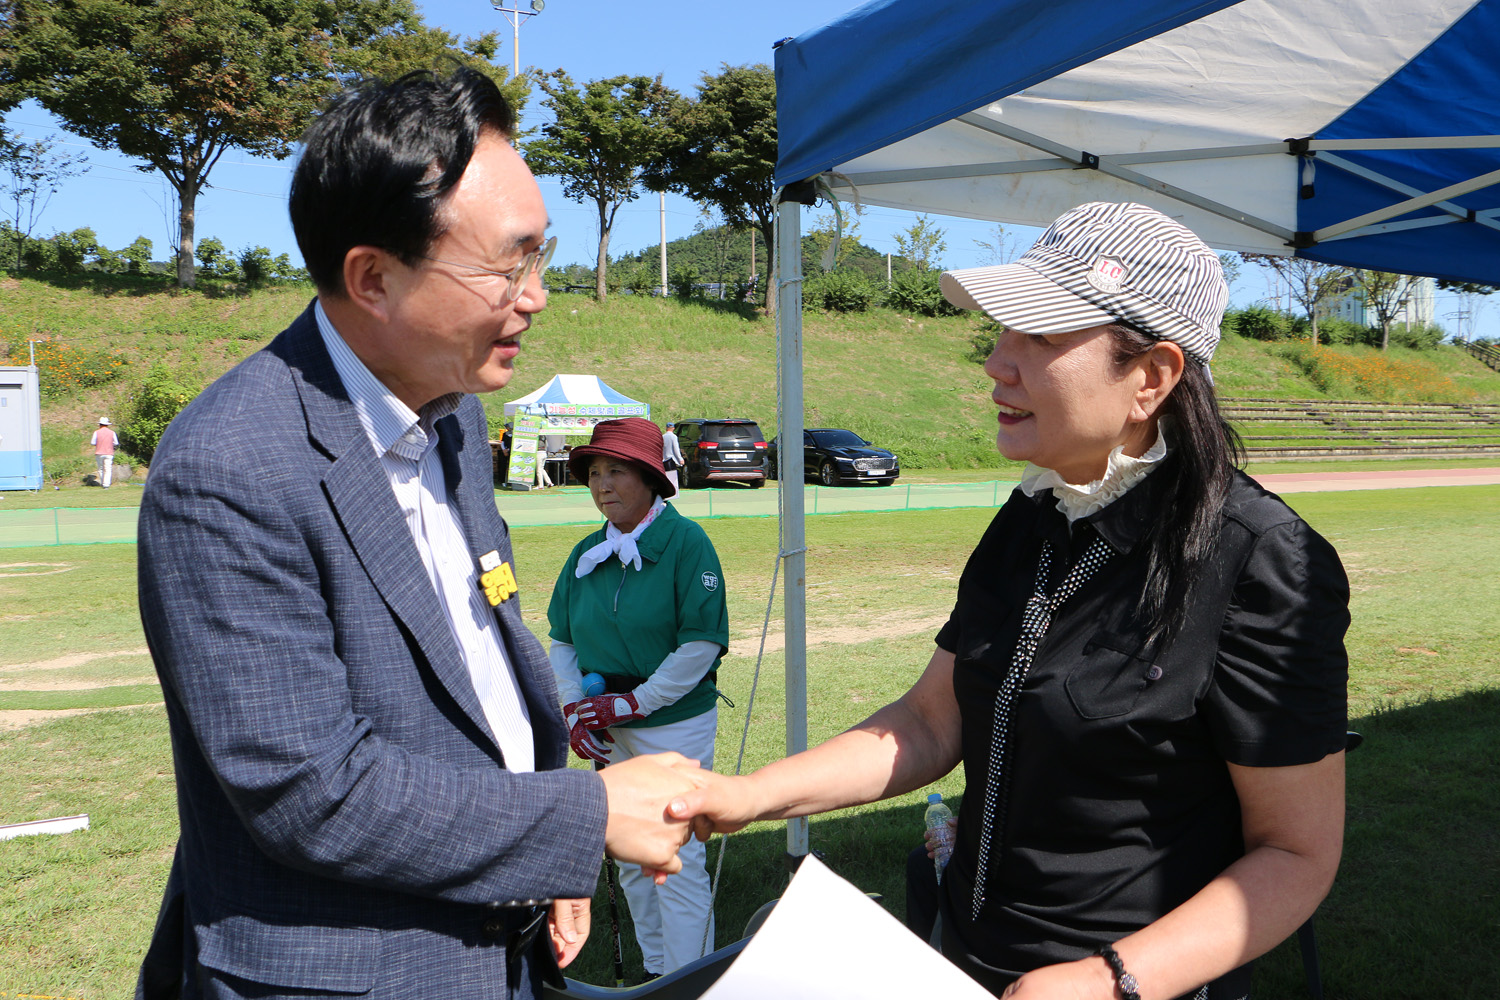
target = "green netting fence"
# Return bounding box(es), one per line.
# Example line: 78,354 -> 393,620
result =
0,481 -> 1020,547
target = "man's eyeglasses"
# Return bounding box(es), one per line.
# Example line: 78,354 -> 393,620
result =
416,235 -> 556,307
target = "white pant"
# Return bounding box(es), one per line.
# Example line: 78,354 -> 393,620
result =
95,454 -> 113,487
604,708 -> 717,975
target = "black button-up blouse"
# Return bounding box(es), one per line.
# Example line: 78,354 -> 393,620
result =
935,466 -> 1350,988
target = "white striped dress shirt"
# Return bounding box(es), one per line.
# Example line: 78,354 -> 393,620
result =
315,302 -> 534,772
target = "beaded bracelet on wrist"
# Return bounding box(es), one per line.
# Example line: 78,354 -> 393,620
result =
1095,945 -> 1142,1000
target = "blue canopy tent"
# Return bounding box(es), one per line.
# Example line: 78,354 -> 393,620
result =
769,0 -> 1500,859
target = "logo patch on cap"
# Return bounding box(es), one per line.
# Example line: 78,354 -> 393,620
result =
1086,255 -> 1128,294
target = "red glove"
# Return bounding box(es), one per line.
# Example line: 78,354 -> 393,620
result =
573,691 -> 648,730
563,701 -> 615,763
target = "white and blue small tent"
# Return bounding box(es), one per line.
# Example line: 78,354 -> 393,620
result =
502,373 -> 649,425
767,0 -> 1500,858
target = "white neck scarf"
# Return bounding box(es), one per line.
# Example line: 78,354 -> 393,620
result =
1019,418 -> 1173,523
575,496 -> 667,577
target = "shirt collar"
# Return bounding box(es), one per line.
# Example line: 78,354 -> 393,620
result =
1019,418 -> 1173,523
1076,455 -> 1170,557
634,501 -> 678,564
314,300 -> 462,461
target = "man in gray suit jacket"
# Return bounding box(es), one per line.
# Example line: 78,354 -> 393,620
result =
135,68 -> 702,1000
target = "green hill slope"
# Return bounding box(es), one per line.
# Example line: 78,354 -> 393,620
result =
6,274 -> 1500,485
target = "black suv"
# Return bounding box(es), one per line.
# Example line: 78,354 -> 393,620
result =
769,427 -> 901,486
674,418 -> 768,488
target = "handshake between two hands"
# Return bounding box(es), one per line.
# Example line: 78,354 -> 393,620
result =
595,751 -> 756,881
549,754 -> 753,970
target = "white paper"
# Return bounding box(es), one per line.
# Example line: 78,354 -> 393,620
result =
699,854 -> 992,1000
0,813 -> 89,841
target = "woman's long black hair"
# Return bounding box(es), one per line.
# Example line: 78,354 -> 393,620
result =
1109,323 -> 1245,648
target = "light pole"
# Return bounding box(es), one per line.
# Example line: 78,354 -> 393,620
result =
488,0 -> 546,78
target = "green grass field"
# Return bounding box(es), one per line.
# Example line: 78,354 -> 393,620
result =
1,486 -> 1497,999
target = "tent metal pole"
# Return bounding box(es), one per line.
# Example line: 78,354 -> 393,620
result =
1315,152 -> 1500,234
776,197 -> 809,860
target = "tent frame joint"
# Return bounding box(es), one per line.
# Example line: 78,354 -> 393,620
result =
779,179 -> 818,206
1290,231 -> 1317,249
1285,136 -> 1312,156
1079,151 -> 1100,169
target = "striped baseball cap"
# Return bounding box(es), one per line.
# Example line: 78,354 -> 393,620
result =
940,202 -> 1228,364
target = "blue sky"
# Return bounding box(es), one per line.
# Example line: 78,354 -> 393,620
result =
3,0 -> 1493,339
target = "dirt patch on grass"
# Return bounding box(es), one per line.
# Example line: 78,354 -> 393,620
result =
1,648 -> 151,673
0,703 -> 161,731
0,707 -> 92,730
0,562 -> 76,577
0,674 -> 157,692
729,612 -> 948,657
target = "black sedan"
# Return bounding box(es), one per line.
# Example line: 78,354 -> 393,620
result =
768,428 -> 901,486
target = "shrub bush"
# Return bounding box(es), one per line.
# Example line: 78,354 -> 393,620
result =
669,263 -> 700,299
886,268 -> 963,317
804,269 -> 874,312
622,264 -> 658,296
52,227 -> 98,274
1225,304 -> 1293,341
21,235 -> 58,272
121,236 -> 154,275
1386,321 -> 1446,351
119,364 -> 199,465
239,245 -> 275,287
1312,316 -> 1366,346
966,320 -> 1001,363
196,237 -> 240,280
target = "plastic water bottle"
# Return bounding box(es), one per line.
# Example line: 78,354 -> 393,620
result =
581,672 -> 606,698
924,793 -> 955,884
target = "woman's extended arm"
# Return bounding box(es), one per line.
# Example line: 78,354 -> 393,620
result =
672,646 -> 964,834
1001,750 -> 1346,1000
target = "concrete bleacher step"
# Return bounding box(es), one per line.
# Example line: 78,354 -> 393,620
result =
1222,396 -> 1500,459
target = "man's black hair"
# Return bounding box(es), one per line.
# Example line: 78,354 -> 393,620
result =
289,66 -> 515,295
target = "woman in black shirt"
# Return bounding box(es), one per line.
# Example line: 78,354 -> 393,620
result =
675,202 -> 1348,1000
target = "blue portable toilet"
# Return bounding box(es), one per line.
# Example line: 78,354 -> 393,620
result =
0,366 -> 44,490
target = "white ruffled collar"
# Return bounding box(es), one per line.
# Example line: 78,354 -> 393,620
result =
1019,420 -> 1172,523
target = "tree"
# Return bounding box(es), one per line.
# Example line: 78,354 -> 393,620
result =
525,72 -> 681,303
694,207 -> 740,298
1,0 -> 522,289
807,206 -> 863,274
973,223 -> 1023,267
1240,254 -> 1352,346
894,215 -> 948,271
1355,270 -> 1414,351
1217,253 -> 1242,292
0,132 -> 87,270
120,235 -> 154,275
661,64 -> 778,312
196,236 -> 239,280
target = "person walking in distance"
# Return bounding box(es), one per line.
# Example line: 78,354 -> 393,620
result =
662,422 -> 685,492
91,417 -> 119,487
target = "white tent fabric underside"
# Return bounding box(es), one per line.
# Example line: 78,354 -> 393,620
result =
821,0 -> 1487,255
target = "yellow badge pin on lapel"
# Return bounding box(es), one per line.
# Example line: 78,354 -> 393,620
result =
480,562 -> 518,606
